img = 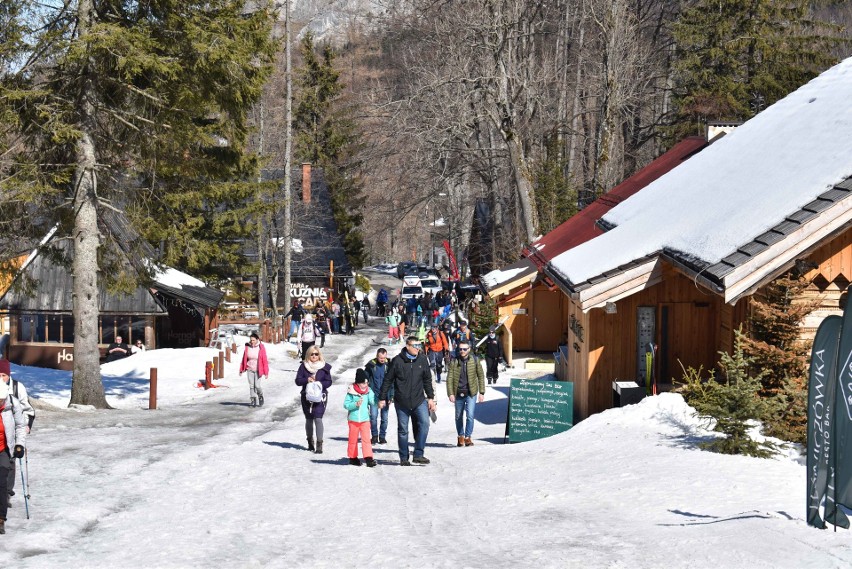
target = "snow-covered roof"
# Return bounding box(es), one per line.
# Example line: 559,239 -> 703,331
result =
482,258 -> 536,292
550,56 -> 852,290
152,266 -> 206,290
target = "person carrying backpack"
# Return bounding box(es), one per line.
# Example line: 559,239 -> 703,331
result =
297,314 -> 322,360
295,346 -> 333,454
0,360 -> 33,511
424,323 -> 450,383
0,377 -> 27,535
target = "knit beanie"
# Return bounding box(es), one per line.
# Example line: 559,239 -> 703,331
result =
0,359 -> 10,376
355,368 -> 368,384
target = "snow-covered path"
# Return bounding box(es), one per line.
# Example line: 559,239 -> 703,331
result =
2,318 -> 852,568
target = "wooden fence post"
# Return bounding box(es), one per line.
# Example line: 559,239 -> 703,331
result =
149,368 -> 158,410
218,351 -> 225,379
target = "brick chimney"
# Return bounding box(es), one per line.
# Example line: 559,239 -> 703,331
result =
301,163 -> 312,203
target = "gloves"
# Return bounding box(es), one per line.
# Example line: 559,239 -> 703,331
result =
13,445 -> 25,459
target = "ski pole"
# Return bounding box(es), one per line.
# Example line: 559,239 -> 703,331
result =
19,456 -> 30,519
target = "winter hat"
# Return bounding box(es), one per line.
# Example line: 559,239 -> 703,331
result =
0,379 -> 8,400
0,359 -> 10,376
355,368 -> 368,384
304,313 -> 313,321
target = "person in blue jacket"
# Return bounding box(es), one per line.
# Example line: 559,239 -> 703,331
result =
365,348 -> 391,445
344,369 -> 377,467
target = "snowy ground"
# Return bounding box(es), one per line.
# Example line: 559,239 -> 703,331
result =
2,317 -> 852,568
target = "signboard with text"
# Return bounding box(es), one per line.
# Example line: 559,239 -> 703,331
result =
506,378 -> 573,443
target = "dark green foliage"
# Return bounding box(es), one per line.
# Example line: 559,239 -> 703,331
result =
1,1 -> 277,282
471,296 -> 499,352
533,134 -> 578,235
742,273 -> 816,444
293,32 -> 365,268
677,330 -> 777,458
668,0 -> 843,140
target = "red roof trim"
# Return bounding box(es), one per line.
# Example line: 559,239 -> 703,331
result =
523,136 -> 707,267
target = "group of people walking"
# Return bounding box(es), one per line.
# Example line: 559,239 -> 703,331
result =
274,307 -> 504,467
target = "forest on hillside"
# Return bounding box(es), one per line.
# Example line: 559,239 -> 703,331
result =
252,0 -> 852,276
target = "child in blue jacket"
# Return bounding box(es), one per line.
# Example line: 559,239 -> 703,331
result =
343,369 -> 377,467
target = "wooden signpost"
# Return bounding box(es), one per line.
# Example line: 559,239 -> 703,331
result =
505,378 -> 574,443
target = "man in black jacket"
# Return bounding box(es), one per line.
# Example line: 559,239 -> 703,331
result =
379,336 -> 436,466
482,327 -> 505,384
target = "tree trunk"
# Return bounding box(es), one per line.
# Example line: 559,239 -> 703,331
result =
69,0 -> 109,409
282,0 -> 293,311
256,100 -> 268,320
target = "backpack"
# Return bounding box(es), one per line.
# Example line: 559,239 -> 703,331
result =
306,381 -> 324,403
301,323 -> 316,343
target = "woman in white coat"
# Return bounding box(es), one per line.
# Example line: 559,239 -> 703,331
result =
0,379 -> 27,535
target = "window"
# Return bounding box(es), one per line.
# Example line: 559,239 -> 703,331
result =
47,315 -> 62,343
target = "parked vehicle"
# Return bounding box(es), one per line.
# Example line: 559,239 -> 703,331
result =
396,261 -> 419,279
400,284 -> 424,301
420,277 -> 442,296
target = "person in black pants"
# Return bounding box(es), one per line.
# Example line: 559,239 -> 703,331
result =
482,327 -> 505,385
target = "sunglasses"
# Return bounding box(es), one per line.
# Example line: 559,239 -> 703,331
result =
309,353 -> 320,357
408,343 -> 422,348
459,347 -> 470,352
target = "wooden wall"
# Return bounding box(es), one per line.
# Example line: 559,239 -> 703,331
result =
568,268 -> 751,420
495,284 -> 564,352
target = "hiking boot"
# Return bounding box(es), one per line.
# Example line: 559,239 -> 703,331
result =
349,457 -> 362,466
412,456 -> 430,465
315,440 -> 323,454
365,457 -> 377,468
457,436 -> 464,447
307,438 -> 315,452
250,397 -> 257,407
0,519 -> 5,534
370,435 -> 378,445
258,394 -> 264,407
379,437 -> 387,445
464,437 -> 473,446
400,459 -> 411,466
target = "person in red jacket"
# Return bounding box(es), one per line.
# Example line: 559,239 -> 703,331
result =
424,323 -> 450,383
239,333 -> 269,407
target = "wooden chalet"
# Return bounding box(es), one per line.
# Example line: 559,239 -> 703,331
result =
541,57 -> 852,421
0,211 -> 224,370
483,137 -> 708,359
257,163 -> 353,310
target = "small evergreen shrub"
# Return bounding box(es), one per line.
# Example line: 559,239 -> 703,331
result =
676,330 -> 776,458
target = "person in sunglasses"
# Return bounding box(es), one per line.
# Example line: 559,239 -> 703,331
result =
446,341 -> 486,447
378,337 -> 436,466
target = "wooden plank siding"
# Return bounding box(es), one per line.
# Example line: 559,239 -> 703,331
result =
569,268 -> 749,420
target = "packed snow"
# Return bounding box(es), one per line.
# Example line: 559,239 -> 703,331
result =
551,56 -> 852,286
1,319 -> 851,568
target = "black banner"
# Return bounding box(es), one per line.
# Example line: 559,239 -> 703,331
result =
807,315 -> 841,528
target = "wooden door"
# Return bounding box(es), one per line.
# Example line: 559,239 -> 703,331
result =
658,302 -> 716,386
532,289 -> 562,352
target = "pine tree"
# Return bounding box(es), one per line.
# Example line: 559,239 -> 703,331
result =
742,272 -> 816,443
0,1 -> 277,407
668,0 -> 842,139
293,33 -> 365,268
679,329 -> 776,458
533,134 -> 578,235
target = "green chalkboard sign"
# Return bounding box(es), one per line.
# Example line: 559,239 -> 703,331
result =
506,378 -> 574,443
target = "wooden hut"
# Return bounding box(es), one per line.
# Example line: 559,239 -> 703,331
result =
543,57 -> 852,421
0,212 -> 223,370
